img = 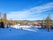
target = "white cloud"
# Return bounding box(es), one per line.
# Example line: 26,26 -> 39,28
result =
30,2 -> 53,13
7,2 -> 53,20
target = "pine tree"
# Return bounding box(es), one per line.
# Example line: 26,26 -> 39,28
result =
45,14 -> 52,31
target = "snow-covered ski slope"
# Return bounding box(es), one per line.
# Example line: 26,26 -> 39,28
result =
0,27 -> 53,40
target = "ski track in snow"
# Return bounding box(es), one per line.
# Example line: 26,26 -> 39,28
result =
22,29 -> 37,32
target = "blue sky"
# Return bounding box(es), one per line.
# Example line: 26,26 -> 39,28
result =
0,0 -> 53,20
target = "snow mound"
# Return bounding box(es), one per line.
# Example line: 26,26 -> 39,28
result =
10,25 -> 38,32
11,25 -> 31,29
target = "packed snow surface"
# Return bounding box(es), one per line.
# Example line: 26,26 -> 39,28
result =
0,26 -> 53,40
